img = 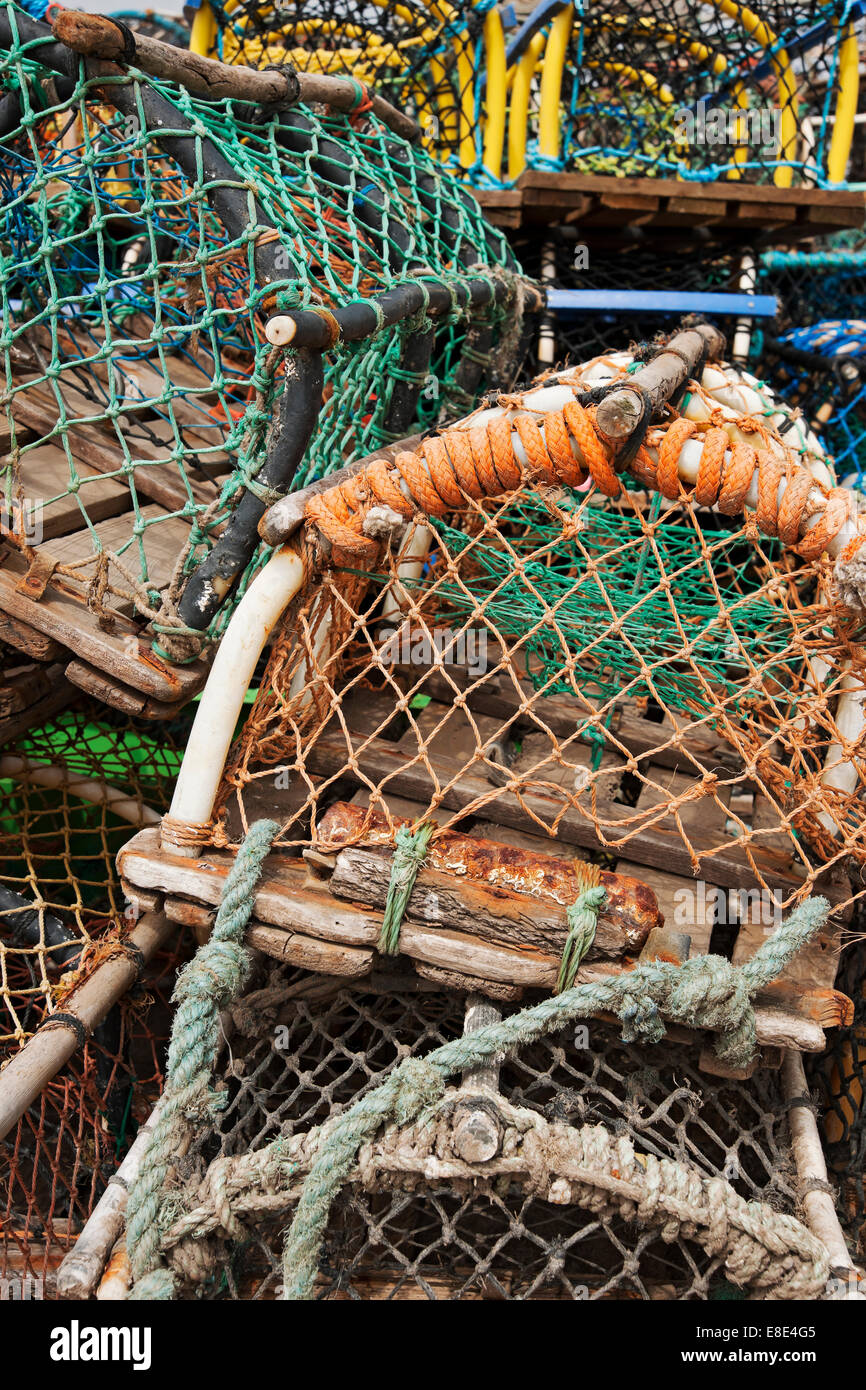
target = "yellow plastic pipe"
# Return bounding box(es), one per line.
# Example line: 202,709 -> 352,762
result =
189,0 -> 218,56
508,31 -> 544,181
727,78 -> 749,180
710,0 -> 798,188
828,21 -> 859,183
482,6 -> 507,180
538,5 -> 572,161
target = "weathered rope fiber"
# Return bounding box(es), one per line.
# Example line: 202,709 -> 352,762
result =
125,818 -> 279,1301
276,895 -> 829,1298
378,820 -> 435,955
556,863 -> 605,993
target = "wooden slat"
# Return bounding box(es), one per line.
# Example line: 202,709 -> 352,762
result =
496,170 -> 865,239
298,718 -> 830,896
0,550 -> 208,703
3,443 -> 129,541
43,504 -> 190,598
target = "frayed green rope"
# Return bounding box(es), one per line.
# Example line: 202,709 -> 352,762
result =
125,817 -> 279,1301
378,821 -> 435,955
280,895 -> 831,1300
556,865 -> 605,993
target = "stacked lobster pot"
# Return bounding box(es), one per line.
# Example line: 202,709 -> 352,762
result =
45,317 -> 866,1301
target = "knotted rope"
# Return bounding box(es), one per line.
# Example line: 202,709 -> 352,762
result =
556,862 -> 604,993
378,820 -> 435,955
304,387 -> 859,577
122,833 -> 830,1301
279,895 -> 829,1298
125,818 -> 279,1301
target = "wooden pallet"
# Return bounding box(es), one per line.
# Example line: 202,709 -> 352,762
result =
474,172 -> 865,240
0,354 -> 231,714
118,681 -> 853,1071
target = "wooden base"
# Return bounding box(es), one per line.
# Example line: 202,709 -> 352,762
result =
474,172 -> 865,241
118,821 -> 849,1058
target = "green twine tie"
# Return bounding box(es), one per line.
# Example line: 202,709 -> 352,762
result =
378,821 -> 436,955
556,864 -> 606,994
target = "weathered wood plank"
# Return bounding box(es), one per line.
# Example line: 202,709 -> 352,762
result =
0,550 -> 208,702
298,723 -> 821,895
120,829 -> 829,1048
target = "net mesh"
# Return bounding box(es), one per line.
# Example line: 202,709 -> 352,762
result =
754,235 -> 866,492
212,351 -> 864,934
0,697 -> 192,1289
157,965 -> 813,1300
201,0 -> 865,186
0,1 -> 520,666
515,232 -> 743,364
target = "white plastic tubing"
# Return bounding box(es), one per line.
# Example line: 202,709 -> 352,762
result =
166,546 -> 305,852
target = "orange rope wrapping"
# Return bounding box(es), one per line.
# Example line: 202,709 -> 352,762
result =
304,391 -> 858,568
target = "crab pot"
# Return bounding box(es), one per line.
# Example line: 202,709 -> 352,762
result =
111,962 -> 838,1301
118,341 -> 863,1060
196,0 -> 864,193
0,5 -> 528,719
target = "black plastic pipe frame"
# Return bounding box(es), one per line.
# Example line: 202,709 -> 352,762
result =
176,346 -> 324,631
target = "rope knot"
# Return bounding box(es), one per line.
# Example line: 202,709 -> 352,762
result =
666,955 -> 756,1066
618,993 -> 665,1045
378,820 -> 436,955
556,867 -> 605,993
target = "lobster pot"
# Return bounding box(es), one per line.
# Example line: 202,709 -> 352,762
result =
758,243 -> 866,333
0,697 -> 194,1289
152,963 -> 828,1301
120,345 -> 863,1058
191,0 -> 489,172
200,0 -> 864,188
0,2 -> 526,718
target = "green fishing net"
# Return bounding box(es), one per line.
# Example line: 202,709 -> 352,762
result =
0,2 -> 524,659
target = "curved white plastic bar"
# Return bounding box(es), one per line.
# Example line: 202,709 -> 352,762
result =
380,522 -> 432,625
166,545 -> 306,851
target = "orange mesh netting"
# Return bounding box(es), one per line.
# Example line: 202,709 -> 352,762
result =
205,352 -> 864,933
0,700 -> 193,1289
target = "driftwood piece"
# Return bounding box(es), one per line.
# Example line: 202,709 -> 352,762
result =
595,324 -> 725,444
329,846 -> 654,963
52,11 -> 420,143
259,433 -> 423,546
246,922 -> 374,978
782,1049 -> 861,1290
413,962 -> 524,1002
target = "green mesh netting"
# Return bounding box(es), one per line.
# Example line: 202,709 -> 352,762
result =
426,493 -> 808,714
0,2 -> 524,660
